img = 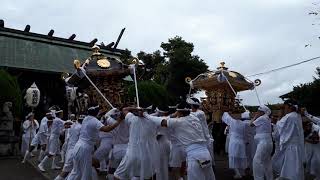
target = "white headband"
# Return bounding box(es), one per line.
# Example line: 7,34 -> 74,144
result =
56,110 -> 63,114
156,107 -> 168,114
88,105 -> 99,111
258,105 -> 271,116
26,112 -> 34,119
176,108 -> 191,111
186,97 -> 200,106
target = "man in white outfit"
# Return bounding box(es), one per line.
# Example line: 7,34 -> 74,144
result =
304,109 -> 320,126
144,102 -> 215,180
22,111 -> 53,163
187,97 -> 215,168
274,100 -> 304,180
168,123 -> 187,180
222,112 -> 249,179
114,107 -> 159,180
38,110 -> 68,172
21,112 -> 39,156
67,106 -> 123,180
303,119 -> 320,180
105,108 -> 129,180
250,105 -> 273,180
152,106 -> 171,180
60,114 -> 76,163
241,111 -> 255,172
93,115 -> 113,172
54,115 -> 84,180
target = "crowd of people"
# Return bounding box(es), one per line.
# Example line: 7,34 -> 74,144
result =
223,100 -> 320,180
20,97 -> 214,180
19,97 -> 320,180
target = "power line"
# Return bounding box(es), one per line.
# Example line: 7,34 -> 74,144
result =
246,56 -> 320,78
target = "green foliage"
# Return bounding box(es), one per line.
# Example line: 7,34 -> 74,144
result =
285,67 -> 320,115
0,69 -> 22,116
127,81 -> 173,107
137,50 -> 166,81
120,48 -> 133,65
123,36 -> 209,103
160,36 -> 209,98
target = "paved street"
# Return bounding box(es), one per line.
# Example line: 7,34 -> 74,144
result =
2,154 -> 314,180
0,157 -> 46,180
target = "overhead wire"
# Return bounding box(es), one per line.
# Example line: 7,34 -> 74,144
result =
246,56 -> 320,78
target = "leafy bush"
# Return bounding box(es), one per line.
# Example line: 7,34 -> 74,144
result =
127,80 -> 173,108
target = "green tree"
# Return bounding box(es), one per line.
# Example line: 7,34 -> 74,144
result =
160,36 -> 209,99
284,67 -> 320,115
122,36 -> 209,103
120,48 -> 133,64
137,50 -> 166,81
127,81 -> 172,107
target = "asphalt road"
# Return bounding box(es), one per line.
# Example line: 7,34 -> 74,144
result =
0,157 -> 46,180
2,154 -> 313,180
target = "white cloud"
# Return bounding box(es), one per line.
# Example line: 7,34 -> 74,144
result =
0,0 -> 319,105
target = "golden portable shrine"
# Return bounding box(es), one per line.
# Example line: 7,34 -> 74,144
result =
186,62 -> 260,123
63,45 -> 133,115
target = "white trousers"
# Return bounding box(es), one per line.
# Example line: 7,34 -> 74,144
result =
278,144 -> 304,180
110,144 -> 128,169
186,144 -> 215,180
21,135 -> 34,155
67,142 -> 95,180
156,136 -> 171,180
94,138 -> 113,162
305,143 -> 320,178
48,135 -> 61,155
169,144 -> 186,167
63,147 -> 75,172
31,133 -> 47,146
253,139 -> 273,180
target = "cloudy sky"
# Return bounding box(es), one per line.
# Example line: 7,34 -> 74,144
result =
1,0 -> 320,105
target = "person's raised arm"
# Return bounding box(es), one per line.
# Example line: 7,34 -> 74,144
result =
143,112 -> 168,127
100,116 -> 123,132
34,120 -> 39,129
303,108 -> 320,125
250,113 -> 259,127
23,120 -> 31,130
222,112 -> 234,125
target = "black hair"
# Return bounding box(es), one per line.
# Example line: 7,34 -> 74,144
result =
78,118 -> 84,124
88,106 -> 100,117
176,101 -> 191,110
177,101 -> 191,116
284,99 -> 299,112
158,105 -> 170,112
191,104 -> 200,109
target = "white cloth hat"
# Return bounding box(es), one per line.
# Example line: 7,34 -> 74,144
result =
241,111 -> 250,119
258,105 -> 271,116
186,97 -> 200,106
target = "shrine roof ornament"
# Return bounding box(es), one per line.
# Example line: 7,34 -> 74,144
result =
186,62 -> 259,92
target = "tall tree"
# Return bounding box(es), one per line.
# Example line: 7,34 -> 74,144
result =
160,36 -> 209,99
137,50 -> 166,81
284,67 -> 320,115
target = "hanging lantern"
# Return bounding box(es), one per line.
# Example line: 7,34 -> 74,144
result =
25,82 -> 40,107
66,86 -> 77,102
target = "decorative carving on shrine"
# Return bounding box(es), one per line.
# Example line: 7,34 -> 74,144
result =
186,62 -> 258,123
63,45 -> 131,115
